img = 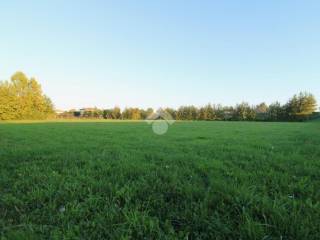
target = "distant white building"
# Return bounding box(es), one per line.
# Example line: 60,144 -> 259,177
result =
55,109 -> 64,115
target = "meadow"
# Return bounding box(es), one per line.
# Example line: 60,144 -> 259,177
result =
0,121 -> 320,239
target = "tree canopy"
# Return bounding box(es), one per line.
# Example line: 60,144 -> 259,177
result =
0,72 -> 318,122
286,92 -> 318,120
0,72 -> 54,120
57,91 -> 318,122
59,92 -> 317,122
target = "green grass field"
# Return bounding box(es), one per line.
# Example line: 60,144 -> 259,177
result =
1,121 -> 320,239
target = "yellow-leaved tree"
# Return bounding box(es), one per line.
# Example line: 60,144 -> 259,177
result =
0,72 -> 54,120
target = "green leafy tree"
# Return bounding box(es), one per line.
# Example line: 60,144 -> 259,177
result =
93,108 -> 103,118
140,108 -> 153,119
103,109 -> 113,119
199,104 -> 215,120
255,103 -> 269,121
131,108 -> 142,120
222,106 -> 234,120
177,106 -> 186,120
122,108 -> 130,120
121,108 -> 141,120
112,107 -> 122,119
267,102 -> 286,121
286,92 -> 317,120
177,106 -> 199,120
233,102 -> 255,121
163,108 -> 177,119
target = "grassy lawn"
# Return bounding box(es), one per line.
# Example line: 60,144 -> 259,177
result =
0,121 -> 320,239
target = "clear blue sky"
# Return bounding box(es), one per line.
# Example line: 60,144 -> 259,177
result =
0,0 -> 319,110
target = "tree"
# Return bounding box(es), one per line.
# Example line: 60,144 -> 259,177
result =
177,106 -> 186,120
131,108 -> 142,120
112,107 -> 122,119
140,108 -> 154,119
267,102 -> 286,121
255,102 -> 268,113
199,104 -> 215,120
103,107 -> 121,119
247,107 -> 256,120
43,96 -> 55,118
233,102 -> 255,121
0,72 -> 54,120
122,108 -> 130,120
211,104 -> 234,120
255,102 -> 268,121
188,106 -> 198,120
286,92 -> 317,120
93,108 -> 103,118
103,109 -> 113,119
176,106 -> 199,120
121,108 -> 141,120
163,108 -> 177,119
0,81 -> 18,120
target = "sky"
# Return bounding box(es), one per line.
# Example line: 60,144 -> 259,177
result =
0,0 -> 319,110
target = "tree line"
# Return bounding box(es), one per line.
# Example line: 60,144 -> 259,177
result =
60,92 -> 318,122
0,72 -> 318,121
0,72 -> 54,120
